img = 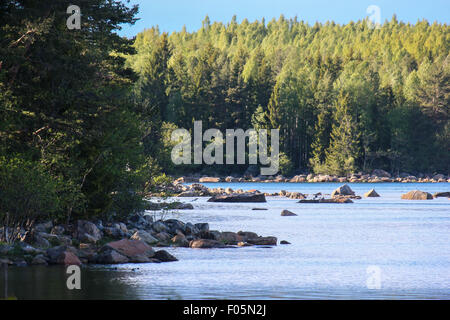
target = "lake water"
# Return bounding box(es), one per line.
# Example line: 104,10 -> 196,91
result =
2,182 -> 449,300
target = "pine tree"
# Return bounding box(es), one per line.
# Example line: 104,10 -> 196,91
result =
323,92 -> 361,176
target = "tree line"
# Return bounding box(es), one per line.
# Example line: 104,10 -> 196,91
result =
128,15 -> 449,177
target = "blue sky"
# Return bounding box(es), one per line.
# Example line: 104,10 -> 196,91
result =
118,0 -> 449,37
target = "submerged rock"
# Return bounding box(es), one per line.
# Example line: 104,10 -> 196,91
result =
281,210 -> 297,216
298,198 -> 353,203
401,190 -> 433,200
246,236 -> 277,246
207,193 -> 267,203
433,192 -> 450,198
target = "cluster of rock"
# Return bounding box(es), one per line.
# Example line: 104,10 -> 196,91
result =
174,170 -> 449,184
0,212 -> 278,267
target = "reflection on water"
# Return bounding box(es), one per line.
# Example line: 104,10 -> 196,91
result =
1,183 -> 449,300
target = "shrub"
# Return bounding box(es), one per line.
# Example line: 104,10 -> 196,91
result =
0,156 -> 60,242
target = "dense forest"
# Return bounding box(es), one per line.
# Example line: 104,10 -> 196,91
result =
0,0 -> 449,227
129,15 -> 449,177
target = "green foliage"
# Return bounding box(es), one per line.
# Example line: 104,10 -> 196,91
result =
319,92 -> 361,175
0,1 -> 144,223
278,152 -> 295,176
0,156 -> 60,222
128,16 -> 449,175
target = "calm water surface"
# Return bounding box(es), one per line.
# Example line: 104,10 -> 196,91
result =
2,182 -> 449,299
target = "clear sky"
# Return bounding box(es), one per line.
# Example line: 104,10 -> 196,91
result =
118,0 -> 449,37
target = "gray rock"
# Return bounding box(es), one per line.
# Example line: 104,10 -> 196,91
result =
331,184 -> 355,197
195,223 -> 209,233
151,221 -> 169,233
77,220 -> 103,243
154,232 -> 171,242
33,233 -> 51,248
50,225 -> 65,235
184,222 -> 200,236
142,215 -> 154,225
372,169 -> 391,178
128,213 -> 150,229
103,226 -> 126,239
97,249 -> 129,264
31,254 -> 48,265
35,221 -> 53,233
164,219 -> 186,234
46,245 -> 68,263
130,230 -> 159,245
198,230 -> 221,240
237,231 -> 259,241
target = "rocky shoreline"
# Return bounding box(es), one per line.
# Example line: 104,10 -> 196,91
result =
158,179 -> 448,203
0,210 -> 278,267
173,170 -> 450,184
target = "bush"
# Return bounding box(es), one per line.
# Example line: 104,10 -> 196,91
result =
0,156 -> 60,242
